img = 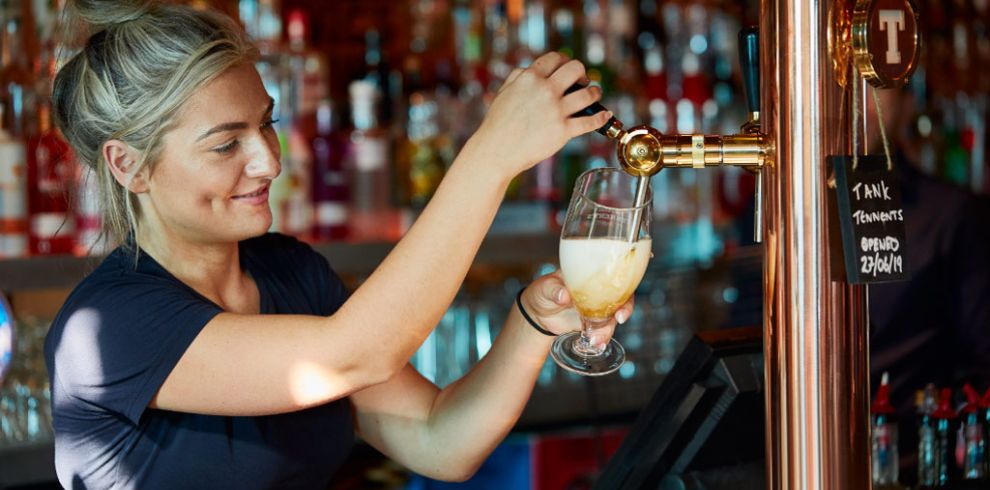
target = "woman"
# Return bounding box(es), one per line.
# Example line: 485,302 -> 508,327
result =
43,1 -> 628,489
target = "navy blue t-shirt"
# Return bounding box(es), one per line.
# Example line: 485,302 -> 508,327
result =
44,233 -> 355,489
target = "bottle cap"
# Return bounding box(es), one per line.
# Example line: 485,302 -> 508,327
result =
933,387 -> 957,419
871,372 -> 896,415
962,383 -> 981,414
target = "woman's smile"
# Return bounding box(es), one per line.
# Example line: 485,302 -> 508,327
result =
230,183 -> 271,206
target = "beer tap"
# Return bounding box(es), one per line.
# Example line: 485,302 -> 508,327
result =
568,27 -> 768,242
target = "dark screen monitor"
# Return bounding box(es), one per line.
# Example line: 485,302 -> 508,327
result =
594,326 -> 765,490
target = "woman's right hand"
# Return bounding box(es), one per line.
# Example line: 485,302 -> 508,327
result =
465,52 -> 612,180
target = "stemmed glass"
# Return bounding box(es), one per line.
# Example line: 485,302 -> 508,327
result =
552,167 -> 652,376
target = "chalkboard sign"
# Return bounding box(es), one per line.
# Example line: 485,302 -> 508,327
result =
828,155 -> 908,283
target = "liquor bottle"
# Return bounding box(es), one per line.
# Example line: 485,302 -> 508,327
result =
549,4 -> 580,59
27,103 -> 75,255
240,0 -> 282,56
347,80 -> 400,242
285,8 -> 329,119
0,104 -> 27,258
396,91 -> 446,210
453,3 -> 489,153
1,15 -> 35,139
931,387 -> 958,486
364,29 -> 394,128
519,0 -> 547,60
485,1 -> 510,74
961,383 -> 987,481
642,39 -> 669,131
918,384 -> 940,488
871,372 -> 899,487
310,99 -> 350,241
74,164 -> 107,257
583,32 -> 614,95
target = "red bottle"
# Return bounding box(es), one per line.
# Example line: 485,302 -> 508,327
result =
26,104 -> 75,255
309,99 -> 350,241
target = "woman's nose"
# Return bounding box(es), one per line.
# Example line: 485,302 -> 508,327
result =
244,136 -> 281,178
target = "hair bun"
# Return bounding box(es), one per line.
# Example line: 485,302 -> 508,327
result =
68,0 -> 158,34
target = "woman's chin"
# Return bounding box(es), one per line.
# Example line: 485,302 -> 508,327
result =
234,214 -> 274,240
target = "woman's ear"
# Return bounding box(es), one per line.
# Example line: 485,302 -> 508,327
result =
103,140 -> 149,193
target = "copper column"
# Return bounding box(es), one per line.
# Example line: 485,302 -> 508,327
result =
760,0 -> 871,488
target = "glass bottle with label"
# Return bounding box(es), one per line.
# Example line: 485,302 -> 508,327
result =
74,164 -> 108,257
961,383 -> 987,481
871,372 -> 899,487
310,99 -> 349,241
918,384 -> 939,487
1,15 -> 35,139
27,103 -> 75,255
396,91 -> 446,210
0,104 -> 27,258
348,80 -> 400,241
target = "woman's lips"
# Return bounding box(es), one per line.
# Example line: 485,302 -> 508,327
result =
231,185 -> 270,205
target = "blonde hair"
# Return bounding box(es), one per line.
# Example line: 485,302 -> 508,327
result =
52,0 -> 258,251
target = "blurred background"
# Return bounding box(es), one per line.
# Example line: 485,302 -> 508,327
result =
0,0 -> 988,488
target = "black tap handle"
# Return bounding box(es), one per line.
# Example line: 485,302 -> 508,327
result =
738,26 -> 760,115
565,82 -> 619,137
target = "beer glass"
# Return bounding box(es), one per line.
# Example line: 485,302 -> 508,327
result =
552,168 -> 652,376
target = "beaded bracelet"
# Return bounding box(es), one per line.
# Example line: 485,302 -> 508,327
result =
515,287 -> 557,337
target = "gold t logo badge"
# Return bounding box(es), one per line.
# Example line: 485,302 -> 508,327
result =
878,10 -> 905,64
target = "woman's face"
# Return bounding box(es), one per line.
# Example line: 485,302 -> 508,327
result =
141,62 -> 281,245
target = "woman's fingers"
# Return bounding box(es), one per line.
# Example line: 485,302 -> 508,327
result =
567,110 -> 613,137
589,322 -> 617,349
548,59 -> 589,92
527,272 -> 570,314
560,84 -> 602,116
614,296 -> 635,325
528,51 -> 570,77
497,67 -> 524,95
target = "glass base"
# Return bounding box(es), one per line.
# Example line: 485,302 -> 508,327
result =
550,331 -> 626,376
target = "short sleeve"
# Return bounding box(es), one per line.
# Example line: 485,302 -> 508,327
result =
246,233 -> 350,316
310,247 -> 350,316
48,276 -> 222,425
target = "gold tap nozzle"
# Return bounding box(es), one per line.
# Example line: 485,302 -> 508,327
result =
613,125 -> 767,178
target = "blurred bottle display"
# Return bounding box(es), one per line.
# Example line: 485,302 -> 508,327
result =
911,0 -> 990,194
26,103 -> 74,255
0,0 -> 982,260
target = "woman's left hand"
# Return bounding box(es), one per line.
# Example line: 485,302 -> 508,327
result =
520,271 -> 634,345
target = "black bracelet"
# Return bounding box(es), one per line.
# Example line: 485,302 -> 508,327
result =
516,287 -> 557,337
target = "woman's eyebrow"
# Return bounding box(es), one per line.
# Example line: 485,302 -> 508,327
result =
196,97 -> 276,142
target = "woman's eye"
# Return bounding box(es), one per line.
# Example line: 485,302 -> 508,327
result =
261,118 -> 279,130
213,140 -> 239,154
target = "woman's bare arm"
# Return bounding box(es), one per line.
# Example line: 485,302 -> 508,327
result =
150,54 -> 612,416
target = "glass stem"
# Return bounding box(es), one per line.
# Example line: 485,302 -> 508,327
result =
574,316 -> 610,357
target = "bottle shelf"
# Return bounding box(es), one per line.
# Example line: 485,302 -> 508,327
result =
0,233 -> 561,292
